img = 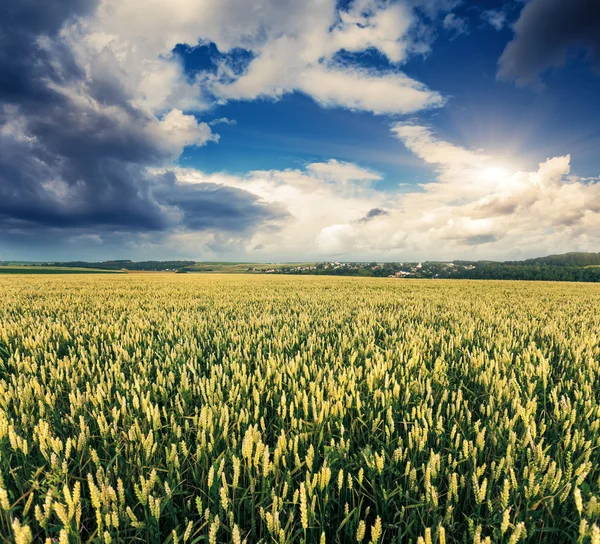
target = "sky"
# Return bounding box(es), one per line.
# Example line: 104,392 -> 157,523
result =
1,0 -> 600,262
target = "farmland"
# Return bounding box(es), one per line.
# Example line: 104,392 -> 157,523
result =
1,274 -> 600,543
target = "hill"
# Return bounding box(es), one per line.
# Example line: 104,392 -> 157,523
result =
517,252 -> 600,267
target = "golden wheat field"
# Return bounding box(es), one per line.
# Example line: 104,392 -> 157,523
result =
1,274 -> 600,544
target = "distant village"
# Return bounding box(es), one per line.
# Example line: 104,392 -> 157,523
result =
249,261 -> 476,278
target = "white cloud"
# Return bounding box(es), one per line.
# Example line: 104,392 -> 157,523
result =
316,224 -> 360,254
163,159 -> 384,259
306,159 -> 381,184
45,71 -> 217,161
329,1 -> 415,63
209,117 -> 237,126
63,0 -> 448,118
443,13 -> 468,37
19,0 -> 455,176
391,124 -> 489,171
388,125 -> 600,257
481,9 -> 506,31
159,128 -> 600,261
155,109 -> 218,155
0,106 -> 36,143
298,65 -> 444,115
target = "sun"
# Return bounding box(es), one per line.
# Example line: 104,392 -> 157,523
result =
480,165 -> 510,181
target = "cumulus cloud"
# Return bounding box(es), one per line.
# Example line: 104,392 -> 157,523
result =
0,0 -> 300,248
155,173 -> 288,232
0,0 -> 456,255
76,0 -> 446,115
165,137 -> 600,261
155,109 -> 218,154
316,224 -> 360,255
387,125 -> 600,257
166,160 -> 385,259
6,0 -> 597,262
0,0 -> 163,233
498,0 -> 600,87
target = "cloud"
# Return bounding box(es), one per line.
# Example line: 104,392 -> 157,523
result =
7,0 -> 599,261
359,208 -> 390,222
388,125 -> 600,256
0,0 -> 97,105
481,9 -> 506,31
297,65 -> 444,115
167,160 -> 385,258
316,224 -> 359,254
498,0 -> 600,87
166,135 -> 600,261
155,173 -> 289,232
156,109 -> 218,154
0,0 -> 456,257
76,0 -> 448,116
0,0 -> 292,246
443,14 -> 469,38
209,117 -> 237,126
306,160 -> 381,184
34,129 -> 592,261
391,124 -> 489,170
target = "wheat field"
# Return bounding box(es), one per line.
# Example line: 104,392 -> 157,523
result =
1,274 -> 600,543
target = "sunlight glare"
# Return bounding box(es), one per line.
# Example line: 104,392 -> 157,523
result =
480,165 -> 510,181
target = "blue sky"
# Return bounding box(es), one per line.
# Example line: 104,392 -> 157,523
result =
186,2 -> 600,182
1,0 -> 600,261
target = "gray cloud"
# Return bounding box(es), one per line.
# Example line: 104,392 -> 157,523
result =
481,9 -> 506,32
156,174 -> 289,232
0,0 -> 96,104
464,234 -> 498,246
498,0 -> 600,86
0,0 -> 284,246
471,196 -> 522,218
359,208 -> 390,222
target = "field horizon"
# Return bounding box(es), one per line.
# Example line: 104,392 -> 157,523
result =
4,251 -> 600,283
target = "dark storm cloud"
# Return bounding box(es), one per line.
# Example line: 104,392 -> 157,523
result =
0,94 -> 170,232
0,0 -> 97,103
157,174 -> 289,232
498,0 -> 600,86
358,207 -> 390,222
0,0 -> 285,241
